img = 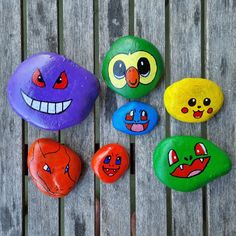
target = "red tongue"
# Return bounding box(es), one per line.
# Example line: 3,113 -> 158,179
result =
193,111 -> 203,118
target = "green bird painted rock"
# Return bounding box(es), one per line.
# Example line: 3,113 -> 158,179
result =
102,35 -> 164,99
153,136 -> 232,192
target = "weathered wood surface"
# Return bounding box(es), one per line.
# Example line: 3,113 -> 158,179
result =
206,1 -> 236,235
169,1 -> 203,236
134,1 -> 167,236
62,0 -> 95,235
0,1 -> 22,235
99,0 -> 131,235
26,1 -> 59,235
0,0 -> 236,235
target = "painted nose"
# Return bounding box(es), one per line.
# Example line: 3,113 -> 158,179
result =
198,106 -> 201,108
125,66 -> 140,88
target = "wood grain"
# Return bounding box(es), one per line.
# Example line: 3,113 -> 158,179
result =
0,1 -> 22,235
169,1 -> 203,236
99,0 -> 131,235
206,1 -> 236,235
61,0 -> 95,235
26,1 -> 59,235
134,1 -> 167,235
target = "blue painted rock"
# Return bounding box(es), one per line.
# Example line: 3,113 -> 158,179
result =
153,136 -> 232,192
7,52 -> 100,130
112,101 -> 159,135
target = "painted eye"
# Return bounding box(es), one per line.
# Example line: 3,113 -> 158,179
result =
168,150 -> 179,166
125,110 -> 134,121
195,143 -> 208,155
64,164 -> 69,173
32,68 -> 45,87
113,60 -> 126,79
140,110 -> 148,121
43,164 -> 51,173
53,71 -> 68,89
104,155 -> 111,164
137,57 -> 150,77
203,98 -> 211,106
116,156 -> 122,165
188,98 -> 196,106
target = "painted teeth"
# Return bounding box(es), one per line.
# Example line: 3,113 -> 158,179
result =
180,164 -> 184,170
200,158 -> 204,163
21,91 -> 72,114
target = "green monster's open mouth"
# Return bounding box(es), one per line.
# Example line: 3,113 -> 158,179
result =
171,157 -> 210,178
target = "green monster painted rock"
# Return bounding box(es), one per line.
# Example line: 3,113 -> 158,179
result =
102,35 -> 164,99
153,136 -> 232,192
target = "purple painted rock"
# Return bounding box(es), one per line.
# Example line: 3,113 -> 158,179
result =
7,52 -> 100,130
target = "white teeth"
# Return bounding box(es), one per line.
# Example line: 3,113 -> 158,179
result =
48,103 -> 56,114
21,91 -> 72,114
31,100 -> 40,110
63,101 -> 71,110
180,165 -> 184,170
40,102 -> 48,113
56,103 -> 63,113
200,158 -> 204,163
22,92 -> 32,106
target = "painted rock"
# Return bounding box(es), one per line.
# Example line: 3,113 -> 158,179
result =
102,35 -> 164,99
164,78 -> 224,123
112,101 -> 159,135
153,136 -> 232,192
28,138 -> 82,198
8,52 -> 100,130
91,144 -> 129,183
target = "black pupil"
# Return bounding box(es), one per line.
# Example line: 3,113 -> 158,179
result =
203,98 -> 211,106
137,57 -> 150,76
188,98 -> 196,106
38,75 -> 44,82
57,77 -> 62,84
113,60 -> 126,79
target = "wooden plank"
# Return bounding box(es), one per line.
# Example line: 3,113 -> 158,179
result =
134,1 -> 167,236
61,0 -> 95,235
26,1 -> 59,235
0,1 -> 22,235
169,1 -> 203,236
99,0 -> 131,235
206,1 -> 236,235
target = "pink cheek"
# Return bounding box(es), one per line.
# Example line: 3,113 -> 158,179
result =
207,108 -> 213,114
181,107 -> 189,114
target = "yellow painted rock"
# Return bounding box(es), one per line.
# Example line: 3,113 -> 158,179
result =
164,78 -> 224,123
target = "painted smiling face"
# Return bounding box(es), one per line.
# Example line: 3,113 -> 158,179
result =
164,78 -> 224,123
102,36 -> 164,99
28,138 -> 82,198
7,52 -> 100,130
91,144 -> 129,183
112,101 -> 159,135
153,136 -> 232,192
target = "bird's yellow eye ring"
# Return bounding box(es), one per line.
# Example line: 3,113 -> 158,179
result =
108,51 -> 157,89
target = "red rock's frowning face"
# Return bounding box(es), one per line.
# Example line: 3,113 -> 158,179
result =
91,143 -> 129,183
28,138 -> 82,198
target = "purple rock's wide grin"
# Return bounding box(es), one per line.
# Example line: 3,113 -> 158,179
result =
21,90 -> 72,114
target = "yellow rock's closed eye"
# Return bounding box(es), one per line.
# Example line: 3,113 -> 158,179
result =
164,78 -> 224,123
108,51 -> 157,89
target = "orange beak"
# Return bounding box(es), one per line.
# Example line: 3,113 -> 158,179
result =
125,67 -> 140,88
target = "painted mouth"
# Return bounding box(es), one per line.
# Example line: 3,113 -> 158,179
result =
21,90 -> 72,114
102,166 -> 120,177
193,110 -> 204,119
125,121 -> 149,132
171,157 -> 210,178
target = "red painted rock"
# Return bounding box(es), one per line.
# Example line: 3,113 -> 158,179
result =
28,138 -> 82,198
91,144 -> 129,183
